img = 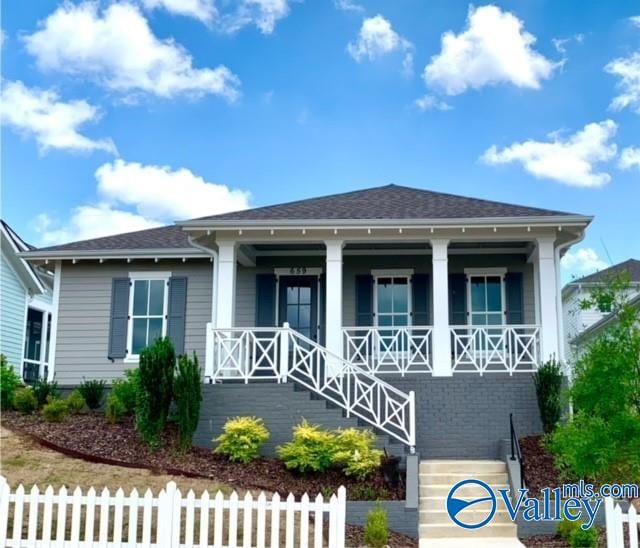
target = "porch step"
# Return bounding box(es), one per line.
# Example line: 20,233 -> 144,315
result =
418,459 -> 520,543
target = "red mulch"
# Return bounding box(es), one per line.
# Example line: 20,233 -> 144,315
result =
1,411 -> 404,501
520,435 -> 563,497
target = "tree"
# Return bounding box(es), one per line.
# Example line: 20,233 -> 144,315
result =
549,272 -> 640,485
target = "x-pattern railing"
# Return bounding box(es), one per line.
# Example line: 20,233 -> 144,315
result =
209,326 -> 416,449
450,325 -> 540,374
342,326 -> 433,375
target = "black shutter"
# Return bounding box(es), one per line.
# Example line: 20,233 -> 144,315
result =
505,272 -> 524,325
167,276 -> 188,354
355,275 -> 374,326
108,278 -> 130,360
255,274 -> 277,327
449,274 -> 467,325
411,274 -> 430,325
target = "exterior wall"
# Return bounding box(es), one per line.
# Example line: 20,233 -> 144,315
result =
0,253 -> 28,371
55,260 -> 212,384
387,374 -> 542,458
235,253 -> 536,327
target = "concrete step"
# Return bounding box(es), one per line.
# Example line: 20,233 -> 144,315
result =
420,509 -> 513,525
420,484 -> 509,498
420,472 -> 508,485
420,497 -> 506,512
420,460 -> 506,475
420,538 -> 525,548
420,522 -> 518,539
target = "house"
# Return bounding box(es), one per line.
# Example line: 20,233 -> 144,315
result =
21,184 -> 591,459
1,220 -> 54,382
562,259 -> 640,358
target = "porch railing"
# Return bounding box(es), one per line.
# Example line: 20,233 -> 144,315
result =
450,325 -> 541,374
341,326 -> 433,375
207,325 -> 416,450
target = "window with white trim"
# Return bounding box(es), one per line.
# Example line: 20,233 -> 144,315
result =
127,273 -> 170,358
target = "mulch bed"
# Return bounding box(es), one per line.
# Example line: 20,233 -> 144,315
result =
1,411 -> 405,501
520,435 -> 563,497
345,524 -> 418,547
521,534 -> 569,547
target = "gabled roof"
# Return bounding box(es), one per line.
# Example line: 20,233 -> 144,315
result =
1,220 -> 48,294
186,184 -> 580,224
569,259 -> 640,285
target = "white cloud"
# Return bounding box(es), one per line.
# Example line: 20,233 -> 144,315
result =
414,94 -> 452,112
551,34 -> 584,56
0,80 -> 115,154
424,5 -> 557,95
481,120 -> 618,188
619,146 -> 640,170
347,14 -> 413,71
561,248 -> 609,278
35,207 -> 161,247
95,159 -> 251,219
334,0 -> 364,13
219,0 -> 293,34
35,159 -> 251,246
630,15 -> 640,28
141,0 -> 217,23
605,52 -> 640,114
24,2 -> 240,100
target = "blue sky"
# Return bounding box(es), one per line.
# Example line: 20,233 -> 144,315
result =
1,0 -> 639,281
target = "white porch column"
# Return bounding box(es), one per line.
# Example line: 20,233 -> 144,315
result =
430,239 -> 452,377
536,237 -> 559,362
324,240 -> 344,367
215,240 -> 237,329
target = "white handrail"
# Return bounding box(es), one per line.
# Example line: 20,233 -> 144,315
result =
342,326 -> 433,375
449,324 -> 541,374
209,325 -> 416,449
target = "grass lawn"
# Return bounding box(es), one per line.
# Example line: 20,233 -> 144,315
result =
0,426 -> 233,495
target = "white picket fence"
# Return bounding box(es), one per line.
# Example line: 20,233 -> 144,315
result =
606,497 -> 639,548
0,476 -> 346,547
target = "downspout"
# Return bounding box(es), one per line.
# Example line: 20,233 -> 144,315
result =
188,236 -> 218,326
188,236 -> 218,383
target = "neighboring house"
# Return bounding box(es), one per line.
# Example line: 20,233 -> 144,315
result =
22,184 -> 591,459
562,259 -> 640,360
0,220 -> 54,382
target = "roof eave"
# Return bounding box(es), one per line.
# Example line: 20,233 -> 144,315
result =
19,247 -> 209,261
179,214 -> 594,230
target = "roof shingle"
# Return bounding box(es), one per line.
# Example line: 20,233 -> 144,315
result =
570,259 -> 640,284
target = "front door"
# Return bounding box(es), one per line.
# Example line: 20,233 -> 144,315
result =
278,276 -> 318,341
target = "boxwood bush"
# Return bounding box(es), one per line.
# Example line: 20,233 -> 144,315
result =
65,390 -> 86,414
214,416 -> 270,463
42,398 -> 69,422
1,355 -> 21,410
13,387 -> 37,414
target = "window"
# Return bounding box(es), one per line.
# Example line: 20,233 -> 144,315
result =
465,269 -> 506,326
375,277 -> 411,328
127,274 -> 169,358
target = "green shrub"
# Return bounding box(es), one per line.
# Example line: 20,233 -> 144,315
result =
111,369 -> 139,414
333,428 -> 383,480
557,516 -> 581,540
32,378 -> 59,408
174,353 -> 202,450
351,485 -> 390,501
136,338 -> 175,448
569,525 -> 598,548
1,355 -> 21,410
79,379 -> 107,409
12,387 -> 37,414
364,504 -> 389,548
105,394 -> 125,424
277,420 -> 337,473
66,390 -> 85,414
42,398 -> 69,422
533,359 -> 564,433
215,416 -> 270,463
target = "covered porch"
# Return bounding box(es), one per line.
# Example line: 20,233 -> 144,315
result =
202,234 -> 562,381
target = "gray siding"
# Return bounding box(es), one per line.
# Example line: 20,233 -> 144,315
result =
55,260 -> 212,384
236,254 -> 536,327
0,253 -> 27,371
